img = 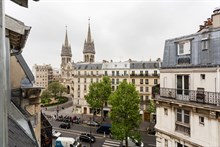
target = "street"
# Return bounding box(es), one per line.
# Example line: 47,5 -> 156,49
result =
43,96 -> 156,147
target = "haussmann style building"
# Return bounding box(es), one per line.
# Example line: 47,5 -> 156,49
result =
154,7 -> 220,147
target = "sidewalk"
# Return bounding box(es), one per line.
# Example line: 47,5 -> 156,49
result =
43,105 -> 149,132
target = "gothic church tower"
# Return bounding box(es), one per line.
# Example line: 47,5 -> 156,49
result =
61,27 -> 72,69
83,20 -> 95,63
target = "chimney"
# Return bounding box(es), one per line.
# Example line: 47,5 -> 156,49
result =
212,7 -> 220,28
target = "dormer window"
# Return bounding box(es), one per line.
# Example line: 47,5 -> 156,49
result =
177,40 -> 191,55
201,33 -> 209,50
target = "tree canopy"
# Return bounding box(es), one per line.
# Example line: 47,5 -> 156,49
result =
85,76 -> 111,117
48,81 -> 67,97
109,80 -> 141,147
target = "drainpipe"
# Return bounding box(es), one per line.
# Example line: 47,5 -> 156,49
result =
0,0 -> 8,146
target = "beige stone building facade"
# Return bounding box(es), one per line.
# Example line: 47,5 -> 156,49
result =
32,64 -> 53,88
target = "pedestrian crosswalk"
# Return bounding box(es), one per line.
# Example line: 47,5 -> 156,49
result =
102,139 -> 121,147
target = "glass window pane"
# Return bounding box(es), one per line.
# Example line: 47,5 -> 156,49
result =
177,75 -> 182,94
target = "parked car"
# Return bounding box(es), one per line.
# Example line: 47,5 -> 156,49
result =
59,123 -> 71,129
78,133 -> 96,143
55,137 -> 82,147
52,130 -> 62,138
86,120 -> 100,127
122,137 -> 144,147
96,124 -> 111,135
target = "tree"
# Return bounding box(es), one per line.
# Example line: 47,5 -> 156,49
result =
85,76 -> 111,118
59,84 -> 67,96
148,99 -> 156,114
48,81 -> 63,97
109,80 -> 141,147
41,89 -> 52,99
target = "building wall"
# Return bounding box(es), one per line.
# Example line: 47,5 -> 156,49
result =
160,68 -> 220,92
33,64 -> 53,88
156,104 -> 220,147
10,56 -> 26,88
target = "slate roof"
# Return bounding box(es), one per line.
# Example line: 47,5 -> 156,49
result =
74,63 -> 102,70
9,102 -> 38,147
130,61 -> 160,69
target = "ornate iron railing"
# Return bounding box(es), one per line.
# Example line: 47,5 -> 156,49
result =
159,87 -> 220,106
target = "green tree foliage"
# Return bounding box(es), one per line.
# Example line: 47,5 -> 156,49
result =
48,81 -> 66,97
148,99 -> 156,114
109,81 -> 141,147
85,76 -> 111,117
59,84 -> 67,96
41,89 -> 52,99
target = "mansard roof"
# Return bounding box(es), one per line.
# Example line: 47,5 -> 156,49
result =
130,61 -> 161,69
74,63 -> 102,70
162,27 -> 220,68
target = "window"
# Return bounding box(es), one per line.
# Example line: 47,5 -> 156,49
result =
84,71 -> 87,75
132,79 -> 135,84
201,74 -> 205,80
112,79 -> 115,84
91,78 -> 93,83
145,71 -> 148,76
175,108 -> 190,136
91,71 -> 93,75
199,116 -> 204,125
84,85 -> 86,91
202,40 -> 209,50
146,87 -> 149,92
78,85 -> 80,90
78,92 -> 80,98
165,139 -> 168,147
112,71 -> 115,76
116,79 -> 119,84
164,108 -> 168,115
145,79 -> 149,84
78,71 -> 80,75
116,71 -> 119,76
140,71 -> 143,76
140,87 -> 143,92
176,108 -> 190,124
112,86 -> 115,91
177,75 -> 189,95
177,41 -> 191,55
132,71 -> 135,75
140,79 -> 143,84
105,71 -> 108,76
140,95 -> 143,101
176,142 -> 188,147
124,71 -> 127,76
154,70 -> 157,76
96,78 -> 98,82
84,78 -> 86,83
78,78 -> 80,83
154,79 -> 158,84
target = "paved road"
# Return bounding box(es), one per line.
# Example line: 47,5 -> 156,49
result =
44,95 -> 156,147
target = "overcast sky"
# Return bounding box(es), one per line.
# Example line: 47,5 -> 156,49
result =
5,0 -> 220,69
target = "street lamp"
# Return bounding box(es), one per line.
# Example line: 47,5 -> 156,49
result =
90,117 -> 92,147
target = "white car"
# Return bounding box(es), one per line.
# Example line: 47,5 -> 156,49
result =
52,130 -> 62,138
122,137 -> 144,147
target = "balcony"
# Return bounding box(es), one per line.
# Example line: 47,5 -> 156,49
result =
159,88 -> 220,106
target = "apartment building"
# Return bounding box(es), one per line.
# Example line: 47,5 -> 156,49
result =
154,7 -> 220,147
33,64 -> 53,88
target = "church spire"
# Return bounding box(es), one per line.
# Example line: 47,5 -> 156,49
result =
64,25 -> 69,47
87,18 -> 92,43
83,18 -> 95,63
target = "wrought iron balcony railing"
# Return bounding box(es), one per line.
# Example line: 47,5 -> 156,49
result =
159,87 -> 220,106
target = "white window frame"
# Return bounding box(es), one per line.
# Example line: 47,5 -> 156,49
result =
177,40 -> 191,55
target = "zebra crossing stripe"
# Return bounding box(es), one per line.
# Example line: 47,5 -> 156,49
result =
102,140 -> 121,147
